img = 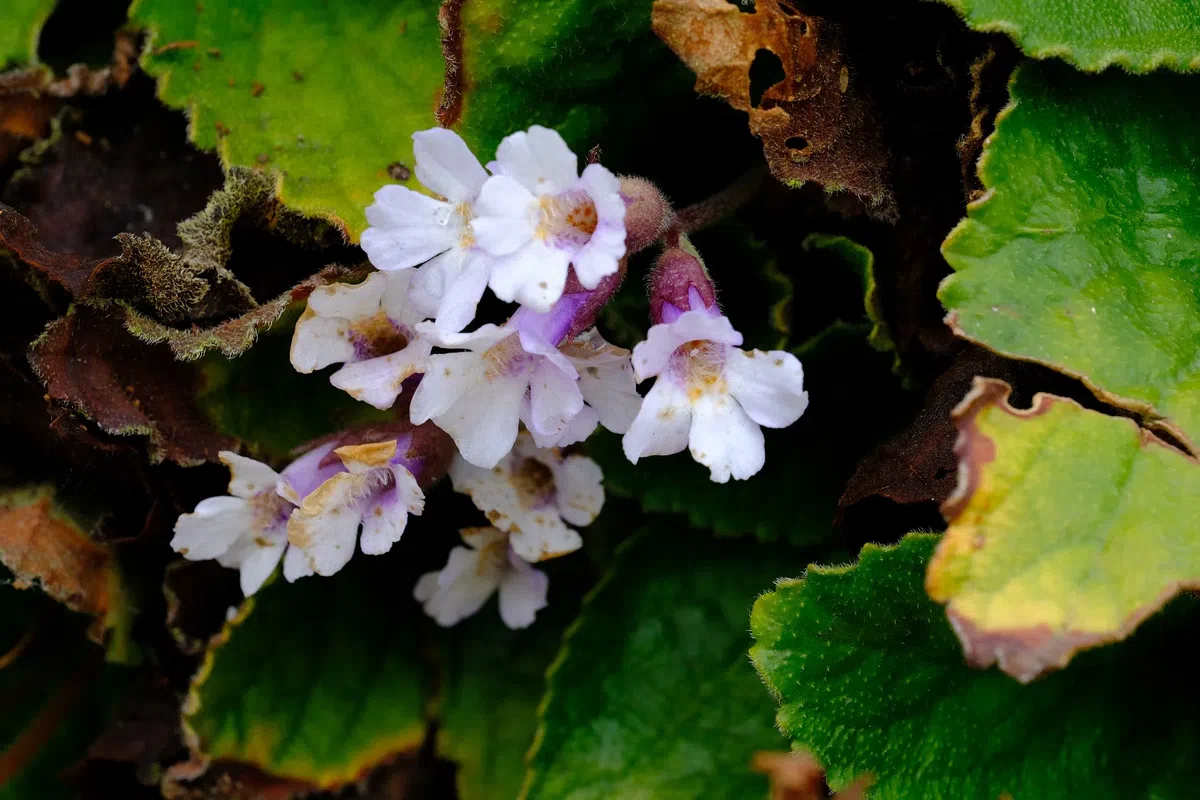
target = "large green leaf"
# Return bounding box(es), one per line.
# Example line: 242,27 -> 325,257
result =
129,0 -> 674,237
522,530 -> 793,799
1,587 -> 128,798
590,322 -> 908,546
184,558 -> 427,791
940,62 -> 1200,451
0,0 -> 54,66
925,378 -> 1200,681
937,0 -> 1200,72
751,534 -> 1200,799
435,607 -> 569,800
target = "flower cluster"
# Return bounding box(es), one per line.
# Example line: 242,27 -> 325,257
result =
171,124 -> 809,630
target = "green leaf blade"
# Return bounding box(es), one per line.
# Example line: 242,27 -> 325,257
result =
186,562 -> 426,790
751,533 -> 1200,799
937,0 -> 1200,72
940,62 -> 1200,449
523,531 -> 792,799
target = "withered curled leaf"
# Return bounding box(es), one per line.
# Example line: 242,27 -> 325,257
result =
652,0 -> 895,219
29,305 -> 236,465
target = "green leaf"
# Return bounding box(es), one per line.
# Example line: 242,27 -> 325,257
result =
0,0 -> 54,66
184,558 -> 427,791
937,0 -> 1200,72
939,62 -> 1200,451
130,0 -> 677,238
590,322 -> 908,546
457,1 -> 679,157
130,0 -> 443,237
522,530 -> 794,799
1,587 -> 129,798
802,233 -> 899,374
434,607 -> 569,800
751,534 -> 1200,799
196,314 -> 393,463
924,378 -> 1200,681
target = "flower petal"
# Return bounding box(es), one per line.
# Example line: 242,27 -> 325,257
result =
526,402 -> 597,448
571,345 -> 642,434
526,360 -> 584,440
495,126 -> 579,193
232,527 -> 287,596
412,127 -> 488,202
415,355 -> 528,469
571,164 -> 626,289
361,189 -> 461,271
497,554 -> 549,629
287,473 -> 368,576
359,466 -> 424,555
688,393 -> 765,483
308,272 -> 388,318
283,544 -> 314,582
725,348 -> 809,429
631,310 -> 743,382
289,312 -> 356,373
219,451 -> 280,499
473,175 -> 536,255
378,268 -> 427,330
554,454 -> 604,527
414,546 -> 500,627
434,252 -> 491,335
329,339 -> 433,410
407,248 -> 461,319
509,518 -> 582,563
171,496 -> 252,561
489,241 -> 570,312
622,379 -> 691,462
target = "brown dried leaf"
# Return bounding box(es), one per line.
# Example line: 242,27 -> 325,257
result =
124,264 -> 357,361
0,484 -> 111,620
28,305 -> 236,465
752,750 -> 873,800
956,40 -> 1018,201
652,0 -> 895,218
4,73 -> 225,260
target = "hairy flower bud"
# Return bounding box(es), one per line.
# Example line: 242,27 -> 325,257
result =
648,241 -> 717,324
620,176 -> 674,254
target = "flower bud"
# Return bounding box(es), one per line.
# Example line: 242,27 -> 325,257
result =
648,242 -> 716,324
620,176 -> 674,254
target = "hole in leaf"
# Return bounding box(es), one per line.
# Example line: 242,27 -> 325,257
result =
785,136 -> 809,151
724,0 -> 755,12
749,49 -> 785,109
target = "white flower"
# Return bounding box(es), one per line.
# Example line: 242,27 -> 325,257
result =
361,128 -> 492,335
472,126 -> 626,312
171,446 -> 336,596
449,433 -> 603,562
622,309 -> 808,483
414,527 -> 549,629
286,440 -> 424,578
410,313 -> 584,469
290,271 -> 432,410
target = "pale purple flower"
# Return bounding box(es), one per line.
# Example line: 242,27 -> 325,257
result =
623,304 -> 808,483
290,270 -> 431,410
170,445 -> 338,596
449,432 -> 603,563
285,438 -> 425,579
361,128 -> 492,335
409,297 -> 591,468
472,126 -> 626,312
